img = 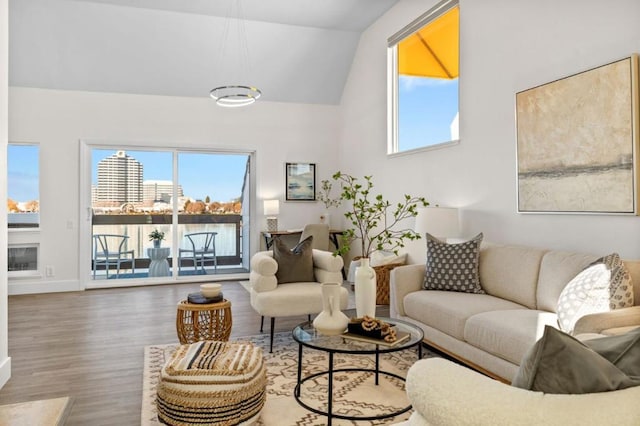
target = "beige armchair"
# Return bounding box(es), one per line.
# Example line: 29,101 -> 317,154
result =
299,223 -> 330,250
249,248 -> 348,352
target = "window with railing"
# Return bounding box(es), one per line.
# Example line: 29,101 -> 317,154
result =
90,148 -> 249,280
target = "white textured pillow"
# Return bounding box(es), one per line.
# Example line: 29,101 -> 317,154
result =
557,253 -> 634,334
370,251 -> 407,267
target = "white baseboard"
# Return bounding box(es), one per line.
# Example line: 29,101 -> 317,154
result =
9,273 -> 252,293
8,279 -> 82,295
0,356 -> 11,389
85,273 -> 250,290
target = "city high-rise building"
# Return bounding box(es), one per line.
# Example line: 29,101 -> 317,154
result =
91,184 -> 98,205
143,180 -> 184,203
95,151 -> 143,203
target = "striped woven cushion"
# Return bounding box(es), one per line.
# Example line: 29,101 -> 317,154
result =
156,340 -> 266,426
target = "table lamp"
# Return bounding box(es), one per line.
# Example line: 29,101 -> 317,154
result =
415,206 -> 460,242
264,199 -> 280,232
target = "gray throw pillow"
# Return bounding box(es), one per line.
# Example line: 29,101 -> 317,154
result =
423,233 -> 484,294
512,325 -> 640,394
557,253 -> 634,334
273,236 -> 314,284
583,326 -> 640,378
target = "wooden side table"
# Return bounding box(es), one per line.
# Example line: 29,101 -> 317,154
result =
176,299 -> 232,344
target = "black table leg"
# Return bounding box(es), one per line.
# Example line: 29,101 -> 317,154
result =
327,352 -> 334,426
329,232 -> 340,250
264,234 -> 273,249
375,345 -> 380,385
296,343 -> 303,398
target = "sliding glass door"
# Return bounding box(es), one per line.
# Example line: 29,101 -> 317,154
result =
86,146 -> 251,284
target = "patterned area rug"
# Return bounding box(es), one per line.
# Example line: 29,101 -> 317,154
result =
0,397 -> 72,426
142,332 -> 434,425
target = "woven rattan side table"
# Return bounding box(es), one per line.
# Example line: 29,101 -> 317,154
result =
176,299 -> 232,344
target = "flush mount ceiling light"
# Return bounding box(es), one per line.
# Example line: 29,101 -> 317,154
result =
209,0 -> 261,107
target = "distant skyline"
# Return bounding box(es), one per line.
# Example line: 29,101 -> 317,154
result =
8,147 -> 249,203
92,150 -> 249,203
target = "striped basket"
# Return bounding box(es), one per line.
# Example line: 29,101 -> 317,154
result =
156,340 -> 266,426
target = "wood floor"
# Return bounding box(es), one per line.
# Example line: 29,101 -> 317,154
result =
0,281 -> 382,425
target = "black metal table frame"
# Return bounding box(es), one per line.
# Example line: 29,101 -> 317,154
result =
292,323 -> 423,425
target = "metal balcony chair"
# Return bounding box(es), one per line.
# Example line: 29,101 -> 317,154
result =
178,232 -> 218,274
92,234 -> 136,278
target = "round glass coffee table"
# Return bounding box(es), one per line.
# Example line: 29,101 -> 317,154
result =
292,316 -> 424,425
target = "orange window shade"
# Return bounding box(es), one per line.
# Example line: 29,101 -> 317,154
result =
398,6 -> 459,79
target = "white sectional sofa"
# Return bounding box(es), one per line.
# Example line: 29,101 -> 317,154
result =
390,242 -> 640,382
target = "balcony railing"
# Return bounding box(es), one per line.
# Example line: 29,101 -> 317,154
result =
92,213 -> 243,272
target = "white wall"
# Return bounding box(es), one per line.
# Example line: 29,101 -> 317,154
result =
9,0 -> 640,296
339,0 -> 640,264
9,87 -> 340,293
0,0 -> 11,388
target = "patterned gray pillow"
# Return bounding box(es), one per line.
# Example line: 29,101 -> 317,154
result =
423,233 -> 484,294
557,253 -> 634,334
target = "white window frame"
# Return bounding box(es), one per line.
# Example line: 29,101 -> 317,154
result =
79,140 -> 256,289
387,0 -> 460,156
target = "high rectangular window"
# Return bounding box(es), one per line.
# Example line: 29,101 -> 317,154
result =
388,0 -> 459,154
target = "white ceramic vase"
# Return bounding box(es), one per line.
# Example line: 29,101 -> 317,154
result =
313,282 -> 349,335
355,257 -> 377,318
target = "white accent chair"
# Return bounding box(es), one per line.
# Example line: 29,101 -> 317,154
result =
249,248 -> 348,352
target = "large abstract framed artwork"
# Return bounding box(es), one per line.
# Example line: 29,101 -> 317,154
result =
516,54 -> 639,214
285,162 -> 316,201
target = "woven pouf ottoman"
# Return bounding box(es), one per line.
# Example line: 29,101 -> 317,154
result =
156,340 -> 266,426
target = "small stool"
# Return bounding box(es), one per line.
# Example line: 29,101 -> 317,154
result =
176,300 -> 232,344
148,247 -> 171,277
156,340 -> 266,426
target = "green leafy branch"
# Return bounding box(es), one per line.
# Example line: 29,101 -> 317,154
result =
331,172 -> 428,258
317,179 -> 341,209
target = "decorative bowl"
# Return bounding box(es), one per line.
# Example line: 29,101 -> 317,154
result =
200,283 -> 222,298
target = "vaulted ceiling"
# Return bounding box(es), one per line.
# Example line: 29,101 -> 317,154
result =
9,0 -> 400,104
